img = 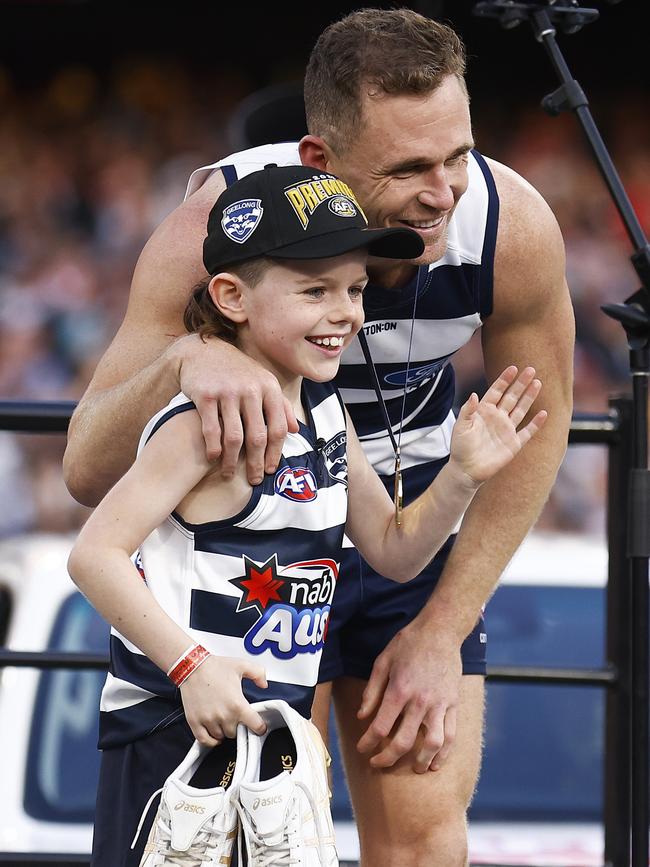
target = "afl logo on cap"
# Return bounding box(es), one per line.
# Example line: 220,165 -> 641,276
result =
328,196 -> 357,218
221,199 -> 264,244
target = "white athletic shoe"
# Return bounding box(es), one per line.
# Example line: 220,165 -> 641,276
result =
234,699 -> 338,867
134,736 -> 241,866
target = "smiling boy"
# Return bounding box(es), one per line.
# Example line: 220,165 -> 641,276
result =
68,163 -> 546,865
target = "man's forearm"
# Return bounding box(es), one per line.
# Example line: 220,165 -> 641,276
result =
63,348 -> 181,506
420,420 -> 569,641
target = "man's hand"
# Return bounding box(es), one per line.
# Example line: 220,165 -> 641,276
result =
356,623 -> 462,774
175,334 -> 299,484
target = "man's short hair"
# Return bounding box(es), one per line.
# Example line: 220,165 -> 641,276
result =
304,7 -> 467,154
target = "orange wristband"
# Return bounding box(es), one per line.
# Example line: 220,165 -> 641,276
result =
167,643 -> 210,687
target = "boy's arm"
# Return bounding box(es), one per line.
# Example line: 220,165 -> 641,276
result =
69,408 -> 213,670
63,170 -> 295,507
345,420 -> 476,581
345,365 -> 546,582
68,408 -> 267,742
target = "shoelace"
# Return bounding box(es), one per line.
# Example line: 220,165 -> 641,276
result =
235,780 -> 329,867
130,786 -> 228,866
236,805 -> 295,867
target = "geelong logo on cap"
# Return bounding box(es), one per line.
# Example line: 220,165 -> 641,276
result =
221,199 -> 264,244
284,175 -> 366,230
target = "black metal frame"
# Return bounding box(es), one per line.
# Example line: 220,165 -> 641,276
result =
0,400 -> 631,866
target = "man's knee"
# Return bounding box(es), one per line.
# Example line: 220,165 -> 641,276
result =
359,808 -> 469,867
339,675 -> 484,867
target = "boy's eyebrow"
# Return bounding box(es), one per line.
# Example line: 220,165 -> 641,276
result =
293,271 -> 368,285
385,142 -> 475,175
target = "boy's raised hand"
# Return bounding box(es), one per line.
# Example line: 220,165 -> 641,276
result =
450,366 -> 548,486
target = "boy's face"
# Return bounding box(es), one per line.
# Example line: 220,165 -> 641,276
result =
237,250 -> 368,388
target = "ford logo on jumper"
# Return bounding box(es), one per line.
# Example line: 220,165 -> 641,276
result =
384,359 -> 447,387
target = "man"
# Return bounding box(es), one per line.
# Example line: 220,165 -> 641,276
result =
64,9 -> 574,866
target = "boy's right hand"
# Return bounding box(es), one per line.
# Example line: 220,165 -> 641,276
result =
179,654 -> 268,745
449,365 -> 547,486
174,335 -> 299,485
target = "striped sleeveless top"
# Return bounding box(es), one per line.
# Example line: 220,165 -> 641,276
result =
99,379 -> 348,748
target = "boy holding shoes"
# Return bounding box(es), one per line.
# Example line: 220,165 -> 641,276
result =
68,164 -> 546,865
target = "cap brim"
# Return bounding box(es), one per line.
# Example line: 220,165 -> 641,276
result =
269,225 -> 424,261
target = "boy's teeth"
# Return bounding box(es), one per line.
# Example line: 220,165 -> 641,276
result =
310,336 -> 343,346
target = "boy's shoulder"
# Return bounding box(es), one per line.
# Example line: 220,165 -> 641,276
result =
138,392 -> 197,457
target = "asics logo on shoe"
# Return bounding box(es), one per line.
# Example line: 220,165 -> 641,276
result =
281,754 -> 294,771
173,800 -> 207,814
252,795 -> 283,810
220,760 -> 237,788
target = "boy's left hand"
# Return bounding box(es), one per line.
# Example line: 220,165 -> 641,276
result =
450,366 -> 547,485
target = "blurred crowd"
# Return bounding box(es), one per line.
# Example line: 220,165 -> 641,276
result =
0,59 -> 647,540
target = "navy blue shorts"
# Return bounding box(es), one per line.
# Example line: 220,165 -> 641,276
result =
91,719 -> 195,867
318,461 -> 488,682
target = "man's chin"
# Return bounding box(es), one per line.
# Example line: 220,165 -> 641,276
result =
415,240 -> 447,267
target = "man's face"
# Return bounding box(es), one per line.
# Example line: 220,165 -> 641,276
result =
326,75 -> 474,276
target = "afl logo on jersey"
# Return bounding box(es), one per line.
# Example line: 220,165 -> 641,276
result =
321,431 -> 348,487
221,199 -> 263,244
274,466 -> 318,502
328,196 -> 357,218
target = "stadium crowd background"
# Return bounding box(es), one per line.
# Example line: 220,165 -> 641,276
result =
0,1 -> 646,542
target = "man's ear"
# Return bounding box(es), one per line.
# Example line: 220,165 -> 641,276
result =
299,135 -> 333,172
208,274 -> 248,325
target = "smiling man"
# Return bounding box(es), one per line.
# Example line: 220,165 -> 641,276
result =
64,9 -> 574,866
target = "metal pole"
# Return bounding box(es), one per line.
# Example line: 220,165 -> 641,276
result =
628,369 -> 650,867
604,396 -> 633,867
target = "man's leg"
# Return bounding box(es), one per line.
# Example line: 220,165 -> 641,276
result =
333,673 -> 485,867
311,680 -> 334,742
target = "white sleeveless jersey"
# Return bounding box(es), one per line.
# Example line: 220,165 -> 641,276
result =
185,143 -> 498,480
98,379 -> 348,748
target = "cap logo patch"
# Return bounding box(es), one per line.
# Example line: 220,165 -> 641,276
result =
328,196 -> 357,218
221,199 -> 264,245
284,175 -> 367,230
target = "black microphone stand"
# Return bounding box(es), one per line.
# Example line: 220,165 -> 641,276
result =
473,3 -> 650,867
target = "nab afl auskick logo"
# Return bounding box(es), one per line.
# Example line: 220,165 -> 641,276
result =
229,555 -> 339,660
274,466 -> 318,502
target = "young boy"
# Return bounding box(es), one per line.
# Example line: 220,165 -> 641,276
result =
68,164 -> 546,866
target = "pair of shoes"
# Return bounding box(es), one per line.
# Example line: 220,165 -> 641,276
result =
134,699 -> 337,866
235,701 -> 337,866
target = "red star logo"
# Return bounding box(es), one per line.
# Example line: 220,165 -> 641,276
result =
232,556 -> 285,611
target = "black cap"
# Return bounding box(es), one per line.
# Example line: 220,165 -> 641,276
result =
203,163 -> 424,274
